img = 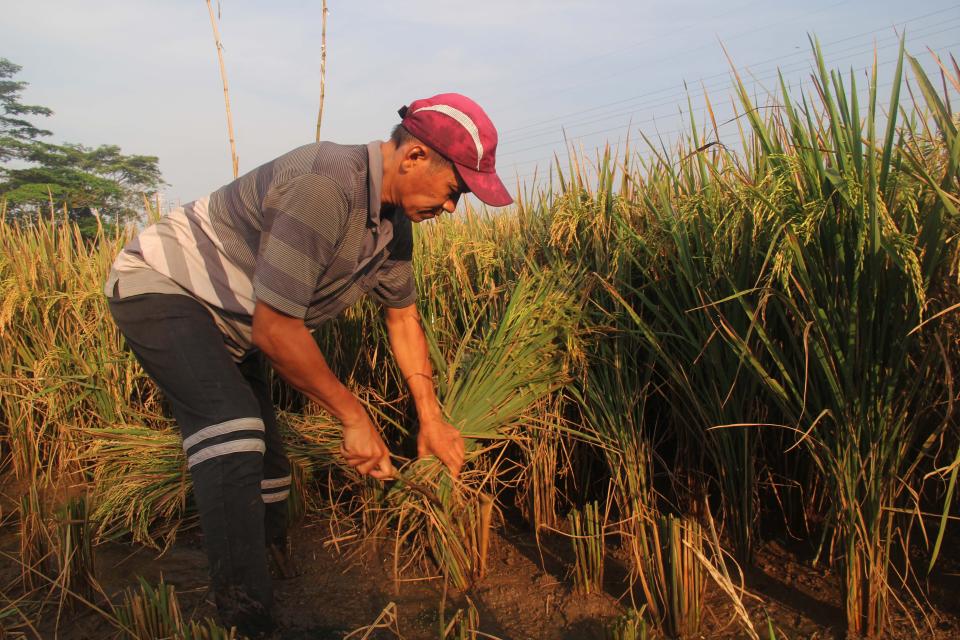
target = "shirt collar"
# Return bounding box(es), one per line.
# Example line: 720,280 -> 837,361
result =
366,140 -> 384,226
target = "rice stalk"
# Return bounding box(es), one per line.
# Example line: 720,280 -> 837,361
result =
568,500 -> 605,595
713,39 -> 959,636
113,576 -> 236,640
17,486 -> 54,594
376,270 -> 582,588
441,596 -> 480,640
343,601 -> 400,640
608,608 -> 649,640
646,513 -> 706,639
52,494 -> 97,611
518,398 -> 562,531
81,425 -> 191,549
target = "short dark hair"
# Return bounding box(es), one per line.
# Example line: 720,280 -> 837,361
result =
390,124 -> 453,171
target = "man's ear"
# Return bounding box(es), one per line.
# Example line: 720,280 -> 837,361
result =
400,144 -> 429,172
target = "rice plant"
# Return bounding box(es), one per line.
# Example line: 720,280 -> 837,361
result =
376,269 -> 582,588
0,213 -> 156,484
608,608 -> 649,640
82,425 -> 192,549
580,338 -> 655,545
0,38 -> 957,640
441,597 -> 480,640
52,494 -> 97,610
114,576 -> 236,640
10,489 -> 110,635
581,340 -> 726,636
568,500 -> 605,595
711,40 -> 960,636
602,154 -> 772,564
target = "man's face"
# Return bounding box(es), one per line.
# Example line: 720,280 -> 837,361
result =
395,145 -> 466,223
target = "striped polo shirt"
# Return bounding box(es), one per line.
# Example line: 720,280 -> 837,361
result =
104,141 -> 415,359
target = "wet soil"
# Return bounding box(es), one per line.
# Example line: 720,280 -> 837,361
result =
2,514 -> 959,639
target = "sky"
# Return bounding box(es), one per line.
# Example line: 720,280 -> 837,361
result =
2,0 -> 958,208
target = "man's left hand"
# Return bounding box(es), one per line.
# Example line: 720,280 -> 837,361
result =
417,418 -> 465,479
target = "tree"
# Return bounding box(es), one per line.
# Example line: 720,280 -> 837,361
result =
0,57 -> 53,162
2,141 -> 164,232
0,58 -> 164,236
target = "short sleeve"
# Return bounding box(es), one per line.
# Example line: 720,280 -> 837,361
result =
253,174 -> 348,318
369,214 -> 416,308
369,259 -> 416,308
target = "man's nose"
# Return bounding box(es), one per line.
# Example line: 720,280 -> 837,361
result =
442,198 -> 457,213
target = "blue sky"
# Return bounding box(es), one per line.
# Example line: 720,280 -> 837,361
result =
2,1 -> 958,206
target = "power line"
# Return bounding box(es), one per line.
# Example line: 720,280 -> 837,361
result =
497,5 -> 959,138
480,0 -> 773,101
505,42 -> 959,185
492,0 -> 861,132
499,15 -> 960,148
500,31 -> 956,163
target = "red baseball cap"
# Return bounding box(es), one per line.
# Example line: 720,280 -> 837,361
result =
398,93 -> 513,207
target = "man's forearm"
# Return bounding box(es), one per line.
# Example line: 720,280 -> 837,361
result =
252,302 -> 395,478
252,306 -> 364,424
384,305 -> 443,423
385,304 -> 465,477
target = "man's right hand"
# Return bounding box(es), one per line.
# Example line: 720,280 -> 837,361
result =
340,411 -> 395,480
252,301 -> 396,480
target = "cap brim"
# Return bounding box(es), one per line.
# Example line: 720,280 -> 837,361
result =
455,163 -> 514,207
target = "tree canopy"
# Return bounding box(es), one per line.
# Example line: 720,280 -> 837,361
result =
0,57 -> 164,235
0,58 -> 53,162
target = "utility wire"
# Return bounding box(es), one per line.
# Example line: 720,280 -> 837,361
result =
505,42 -> 958,185
482,0 -> 772,97
501,32 -> 957,162
500,15 -> 960,147
497,5 -> 959,138
489,0 -> 860,120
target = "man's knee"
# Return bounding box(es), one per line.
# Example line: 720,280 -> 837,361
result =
184,417 -> 267,509
183,417 -> 266,468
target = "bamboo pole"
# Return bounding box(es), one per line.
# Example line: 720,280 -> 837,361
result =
205,0 -> 239,179
315,0 -> 328,142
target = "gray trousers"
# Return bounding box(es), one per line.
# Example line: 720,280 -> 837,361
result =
109,293 -> 290,635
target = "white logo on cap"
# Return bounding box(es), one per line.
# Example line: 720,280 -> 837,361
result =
413,104 -> 484,170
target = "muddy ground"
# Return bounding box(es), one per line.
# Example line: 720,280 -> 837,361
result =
3,510 -> 959,640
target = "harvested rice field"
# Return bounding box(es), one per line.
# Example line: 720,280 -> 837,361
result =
2,35 -> 960,640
